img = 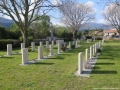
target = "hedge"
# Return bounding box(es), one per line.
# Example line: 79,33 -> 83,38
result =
0,40 -> 20,50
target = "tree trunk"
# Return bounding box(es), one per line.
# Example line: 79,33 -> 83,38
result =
22,32 -> 28,47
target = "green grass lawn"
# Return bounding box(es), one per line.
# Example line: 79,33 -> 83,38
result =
0,40 -> 120,90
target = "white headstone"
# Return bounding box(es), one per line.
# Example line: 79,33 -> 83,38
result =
95,44 -> 97,53
31,42 -> 35,51
22,48 -> 29,65
7,44 -> 12,55
38,46 -> 43,59
58,40 -> 61,53
49,44 -> 53,56
93,45 -> 95,55
21,43 -> 25,53
102,39 -> 105,44
86,49 -> 88,61
52,40 -> 54,46
87,39 -> 89,43
72,41 -> 75,45
40,42 -> 43,46
90,46 -> 92,60
46,41 -> 49,48
69,42 -> 71,50
78,52 -> 83,75
76,41 -> 78,48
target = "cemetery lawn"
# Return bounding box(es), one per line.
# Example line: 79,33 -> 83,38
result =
0,40 -> 120,90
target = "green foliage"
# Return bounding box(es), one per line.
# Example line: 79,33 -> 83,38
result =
76,31 -> 81,38
0,40 -> 13,50
0,26 -> 14,39
30,14 -> 50,39
54,26 -> 73,39
19,36 -> 23,42
0,40 -> 20,50
85,36 -> 92,39
28,46 -> 32,52
71,45 -> 75,49
28,36 -> 33,42
10,23 -> 21,39
97,48 -> 102,53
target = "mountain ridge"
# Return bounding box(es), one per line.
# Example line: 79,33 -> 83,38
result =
0,17 -> 14,28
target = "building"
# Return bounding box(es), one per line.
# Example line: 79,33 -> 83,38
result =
104,29 -> 119,38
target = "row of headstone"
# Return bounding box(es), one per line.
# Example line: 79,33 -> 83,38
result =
21,39 -> 81,65
6,39 -> 81,65
77,41 -> 101,75
6,39 -> 81,56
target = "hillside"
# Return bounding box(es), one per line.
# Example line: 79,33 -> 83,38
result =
79,22 -> 113,30
0,17 -> 14,28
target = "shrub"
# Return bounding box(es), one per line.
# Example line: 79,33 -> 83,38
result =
0,40 -> 14,50
71,45 -> 75,49
96,37 -> 102,40
28,46 -> 32,52
97,48 -> 101,53
0,39 -> 20,50
85,36 -> 92,39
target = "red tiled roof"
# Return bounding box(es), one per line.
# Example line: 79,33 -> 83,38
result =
104,29 -> 117,33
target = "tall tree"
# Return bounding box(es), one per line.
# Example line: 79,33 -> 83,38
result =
0,0 -> 65,47
31,14 -> 50,39
102,2 -> 120,39
59,0 -> 95,39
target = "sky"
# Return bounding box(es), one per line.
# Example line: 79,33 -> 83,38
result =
2,0 -> 107,25
50,0 -> 107,25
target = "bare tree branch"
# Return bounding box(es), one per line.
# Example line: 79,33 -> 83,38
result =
59,0 -> 95,39
0,0 -> 66,46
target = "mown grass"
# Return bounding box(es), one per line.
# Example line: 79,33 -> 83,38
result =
0,40 -> 120,90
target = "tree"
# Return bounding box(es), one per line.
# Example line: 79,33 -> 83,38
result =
102,3 -> 120,39
59,0 -> 95,39
97,0 -> 120,6
31,15 -> 50,39
10,23 -> 21,39
0,0 -> 65,47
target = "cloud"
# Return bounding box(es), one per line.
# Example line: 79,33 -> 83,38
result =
85,1 -> 94,6
52,0 -> 60,6
85,1 -> 97,13
98,18 -> 110,24
51,17 -> 65,26
53,22 -> 65,26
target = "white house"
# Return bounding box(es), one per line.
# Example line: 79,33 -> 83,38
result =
104,29 -> 119,38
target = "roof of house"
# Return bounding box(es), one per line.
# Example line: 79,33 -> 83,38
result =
104,29 -> 118,33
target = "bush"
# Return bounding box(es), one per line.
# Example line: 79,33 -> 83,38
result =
97,48 -> 101,53
96,37 -> 102,40
0,39 -> 20,50
85,36 -> 92,39
64,38 -> 72,42
28,46 -> 32,52
71,45 -> 75,49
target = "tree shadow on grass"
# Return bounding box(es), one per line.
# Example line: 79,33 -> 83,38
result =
93,66 -> 101,69
96,63 -> 115,65
59,53 -> 71,56
0,56 -> 15,58
98,58 -> 114,60
91,70 -> 117,74
33,62 -> 54,65
47,56 -> 64,60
